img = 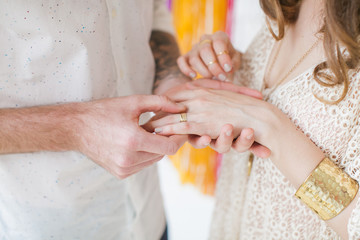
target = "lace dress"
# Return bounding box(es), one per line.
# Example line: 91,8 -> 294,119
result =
209,26 -> 360,240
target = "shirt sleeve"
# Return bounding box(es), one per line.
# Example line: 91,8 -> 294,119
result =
152,0 -> 175,34
344,67 -> 360,239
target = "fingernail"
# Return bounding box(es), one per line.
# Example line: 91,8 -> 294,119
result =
224,64 -> 232,72
189,72 -> 196,78
226,130 -> 232,137
218,74 -> 226,81
246,134 -> 253,140
154,128 -> 163,133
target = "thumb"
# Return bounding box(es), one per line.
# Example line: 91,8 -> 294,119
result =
249,143 -> 271,158
137,131 -> 183,155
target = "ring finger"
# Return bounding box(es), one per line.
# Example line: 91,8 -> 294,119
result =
189,54 -> 212,78
150,113 -> 192,131
199,45 -> 227,81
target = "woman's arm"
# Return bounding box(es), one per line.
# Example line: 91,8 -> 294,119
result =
149,87 -> 358,238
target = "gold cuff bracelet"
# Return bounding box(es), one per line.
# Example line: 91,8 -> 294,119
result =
295,157 -> 359,220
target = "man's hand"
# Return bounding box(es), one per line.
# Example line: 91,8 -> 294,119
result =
76,95 -> 186,179
0,95 -> 186,179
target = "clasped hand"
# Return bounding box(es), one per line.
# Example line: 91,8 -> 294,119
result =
146,80 -> 272,158
162,30 -> 272,157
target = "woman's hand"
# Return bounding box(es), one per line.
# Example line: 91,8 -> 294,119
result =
144,80 -> 271,156
150,88 -> 268,139
177,31 -> 242,81
147,87 -> 277,156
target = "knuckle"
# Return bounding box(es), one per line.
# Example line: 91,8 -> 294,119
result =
189,46 -> 200,53
192,98 -> 204,108
167,142 -> 179,155
155,95 -> 172,108
213,39 -> 226,48
182,122 -> 191,131
177,56 -> 184,64
116,156 -> 133,168
217,146 -> 230,154
177,56 -> 188,66
114,167 -> 131,179
198,112 -> 209,119
197,88 -> 211,95
199,45 -> 213,56
201,44 -> 212,50
200,34 -> 211,41
157,94 -> 170,104
192,97 -> 208,108
188,56 -> 198,65
113,168 -> 126,178
191,44 -> 200,52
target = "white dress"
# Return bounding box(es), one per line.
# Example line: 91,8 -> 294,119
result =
209,25 -> 360,240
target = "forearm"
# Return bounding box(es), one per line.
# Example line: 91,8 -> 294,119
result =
266,109 -> 356,239
0,103 -> 81,154
150,30 -> 190,95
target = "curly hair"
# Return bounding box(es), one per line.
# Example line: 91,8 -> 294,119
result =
259,0 -> 360,103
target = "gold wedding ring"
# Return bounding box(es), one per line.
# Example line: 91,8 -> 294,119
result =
217,50 -> 229,56
179,113 -> 187,123
199,39 -> 212,46
206,60 -> 217,66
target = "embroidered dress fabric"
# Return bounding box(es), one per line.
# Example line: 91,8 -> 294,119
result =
0,1 -> 172,239
209,25 -> 360,240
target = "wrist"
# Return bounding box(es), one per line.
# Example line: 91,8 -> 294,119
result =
60,102 -> 87,152
253,103 -> 285,149
65,101 -> 102,155
259,104 -> 325,188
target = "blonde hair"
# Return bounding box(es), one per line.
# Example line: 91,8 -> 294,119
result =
260,0 -> 360,104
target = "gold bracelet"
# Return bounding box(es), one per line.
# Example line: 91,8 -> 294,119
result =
295,157 -> 359,220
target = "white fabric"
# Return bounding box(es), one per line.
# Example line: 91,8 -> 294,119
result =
0,1 -> 172,239
231,0 -> 263,52
209,25 -> 360,240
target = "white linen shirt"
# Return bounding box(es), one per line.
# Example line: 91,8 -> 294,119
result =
0,1 -> 173,239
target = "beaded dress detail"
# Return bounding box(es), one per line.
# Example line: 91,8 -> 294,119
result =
209,25 -> 360,240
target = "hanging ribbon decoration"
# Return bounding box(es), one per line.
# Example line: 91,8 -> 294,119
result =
167,0 -> 234,195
